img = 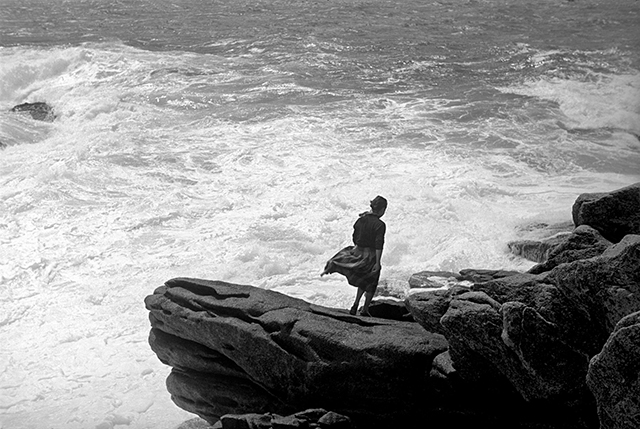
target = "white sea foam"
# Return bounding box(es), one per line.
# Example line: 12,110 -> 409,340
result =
500,71 -> 640,135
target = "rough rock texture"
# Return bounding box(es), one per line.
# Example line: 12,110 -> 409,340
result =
508,232 -> 574,263
457,268 -> 522,283
587,311 -> 640,429
405,236 -> 640,428
145,278 -> 448,427
10,101 -> 56,122
404,286 -> 469,335
545,235 -> 640,335
572,182 -> 640,243
527,225 -> 611,274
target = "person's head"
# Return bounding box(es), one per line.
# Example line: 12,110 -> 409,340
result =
370,195 -> 387,216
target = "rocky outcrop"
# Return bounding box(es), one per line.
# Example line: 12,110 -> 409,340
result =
406,234 -> 640,428
507,221 -> 575,263
10,102 -> 56,122
572,182 -> 640,243
587,311 -> 640,429
145,278 -> 447,427
527,225 -> 611,274
148,183 -> 640,429
507,232 -> 572,263
405,286 -> 469,335
545,235 -> 640,335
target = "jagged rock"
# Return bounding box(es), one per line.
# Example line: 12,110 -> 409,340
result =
439,290 -> 598,427
527,225 -> 611,274
508,232 -> 573,263
572,182 -> 640,243
546,235 -> 640,335
145,278 -> 448,427
317,411 -> 351,428
405,286 -> 469,335
508,221 -> 575,262
271,414 -> 309,429
457,269 -> 521,283
421,235 -> 640,427
367,298 -> 414,321
10,101 -> 56,122
587,311 -> 640,429
292,409 -> 328,422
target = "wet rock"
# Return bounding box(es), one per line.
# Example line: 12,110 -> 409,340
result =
457,268 -> 521,283
527,225 -> 611,274
572,182 -> 640,243
587,311 -> 640,429
145,278 -> 448,426
10,101 -> 56,122
508,232 -> 573,263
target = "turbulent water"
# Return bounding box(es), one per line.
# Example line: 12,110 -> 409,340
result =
1,0 -> 639,428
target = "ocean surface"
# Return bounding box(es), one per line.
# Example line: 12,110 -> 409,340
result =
1,0 -> 639,428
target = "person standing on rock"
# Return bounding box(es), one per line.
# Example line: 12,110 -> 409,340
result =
321,196 -> 387,316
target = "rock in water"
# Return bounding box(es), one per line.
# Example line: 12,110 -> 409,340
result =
10,102 -> 56,122
587,311 -> 640,429
527,225 -> 612,274
145,278 -> 448,427
572,182 -> 640,243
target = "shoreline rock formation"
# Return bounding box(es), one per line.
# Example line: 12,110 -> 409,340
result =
148,182 -> 640,429
145,279 -> 448,427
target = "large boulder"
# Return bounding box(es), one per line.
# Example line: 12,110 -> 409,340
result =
587,311 -> 640,429
408,236 -> 640,428
572,183 -> 640,243
405,286 -> 469,335
145,278 -> 448,427
546,235 -> 640,335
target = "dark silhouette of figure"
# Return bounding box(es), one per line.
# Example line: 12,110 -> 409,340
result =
322,196 -> 387,316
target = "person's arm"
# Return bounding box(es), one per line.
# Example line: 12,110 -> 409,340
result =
373,248 -> 382,272
373,222 -> 385,272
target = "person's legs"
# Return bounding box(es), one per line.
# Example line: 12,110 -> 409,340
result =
351,287 -> 365,314
360,284 -> 378,316
361,291 -> 374,316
